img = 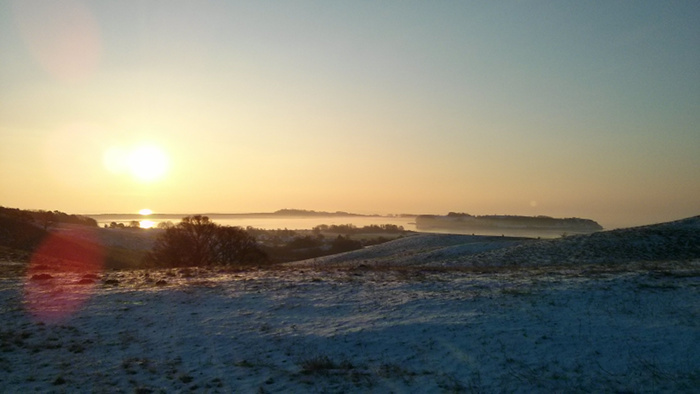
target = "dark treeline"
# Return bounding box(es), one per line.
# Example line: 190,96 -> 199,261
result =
0,206 -> 98,253
106,221 -> 146,230
417,213 -> 602,232
311,223 -> 405,234
0,206 -> 97,230
0,206 -> 110,272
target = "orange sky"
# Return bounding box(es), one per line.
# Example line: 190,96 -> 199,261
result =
1,1 -> 698,230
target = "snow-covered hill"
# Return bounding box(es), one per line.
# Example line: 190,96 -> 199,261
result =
293,216 -> 700,268
287,233 -> 528,268
441,215 -> 700,268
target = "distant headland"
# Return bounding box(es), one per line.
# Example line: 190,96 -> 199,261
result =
416,212 -> 603,234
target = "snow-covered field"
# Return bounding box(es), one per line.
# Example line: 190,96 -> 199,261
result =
0,217 -> 698,393
291,216 -> 700,269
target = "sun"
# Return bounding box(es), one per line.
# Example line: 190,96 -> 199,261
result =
139,208 -> 152,215
103,144 -> 170,183
128,145 -> 169,182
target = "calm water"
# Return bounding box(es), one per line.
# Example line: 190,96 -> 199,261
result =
91,214 -> 419,232
89,214 -> 569,238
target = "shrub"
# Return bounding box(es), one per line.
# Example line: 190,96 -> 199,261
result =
146,216 -> 267,267
286,236 -> 323,249
330,235 -> 362,253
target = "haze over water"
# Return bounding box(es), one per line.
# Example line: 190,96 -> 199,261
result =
91,212 -> 600,239
94,213 -> 414,231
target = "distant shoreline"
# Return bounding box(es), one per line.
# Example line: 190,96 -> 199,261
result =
85,209 -> 609,238
416,213 -> 603,235
86,210 -> 418,220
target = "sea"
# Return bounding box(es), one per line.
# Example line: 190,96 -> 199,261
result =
89,214 -> 419,232
87,213 -> 572,238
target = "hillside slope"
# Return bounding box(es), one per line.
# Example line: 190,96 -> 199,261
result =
288,233 -> 530,268
292,216 -> 699,268
443,216 -> 699,268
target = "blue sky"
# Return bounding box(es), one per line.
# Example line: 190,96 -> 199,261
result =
1,0 -> 698,228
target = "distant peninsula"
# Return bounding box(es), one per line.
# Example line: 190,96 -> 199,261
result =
416,213 -> 603,234
269,209 -> 373,217
203,209 -> 381,218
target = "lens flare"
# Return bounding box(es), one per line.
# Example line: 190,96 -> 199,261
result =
24,227 -> 104,324
11,0 -> 102,83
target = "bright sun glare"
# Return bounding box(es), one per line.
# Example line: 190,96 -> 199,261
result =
128,146 -> 169,182
103,144 -> 169,182
139,209 -> 152,215
139,220 -> 156,229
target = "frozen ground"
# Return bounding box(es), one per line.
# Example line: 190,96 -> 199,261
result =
292,216 -> 699,269
0,217 -> 698,392
0,262 -> 698,393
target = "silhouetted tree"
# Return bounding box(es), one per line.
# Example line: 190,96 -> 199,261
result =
147,215 -> 267,267
157,221 -> 174,229
37,210 -> 55,230
214,226 -> 267,264
28,209 -> 97,227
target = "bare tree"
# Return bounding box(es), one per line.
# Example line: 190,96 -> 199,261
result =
147,215 -> 267,267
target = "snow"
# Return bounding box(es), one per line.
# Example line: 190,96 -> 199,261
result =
290,233 -> 528,268
294,216 -> 700,269
1,263 -> 698,393
0,217 -> 698,392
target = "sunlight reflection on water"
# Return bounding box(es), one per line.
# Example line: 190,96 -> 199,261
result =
139,220 -> 156,229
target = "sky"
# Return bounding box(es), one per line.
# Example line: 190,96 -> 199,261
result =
1,0 -> 698,229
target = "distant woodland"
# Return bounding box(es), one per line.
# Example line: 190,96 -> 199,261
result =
247,223 -> 408,263
0,207 -> 97,250
0,207 -> 105,274
0,206 -> 97,229
416,213 -> 602,233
